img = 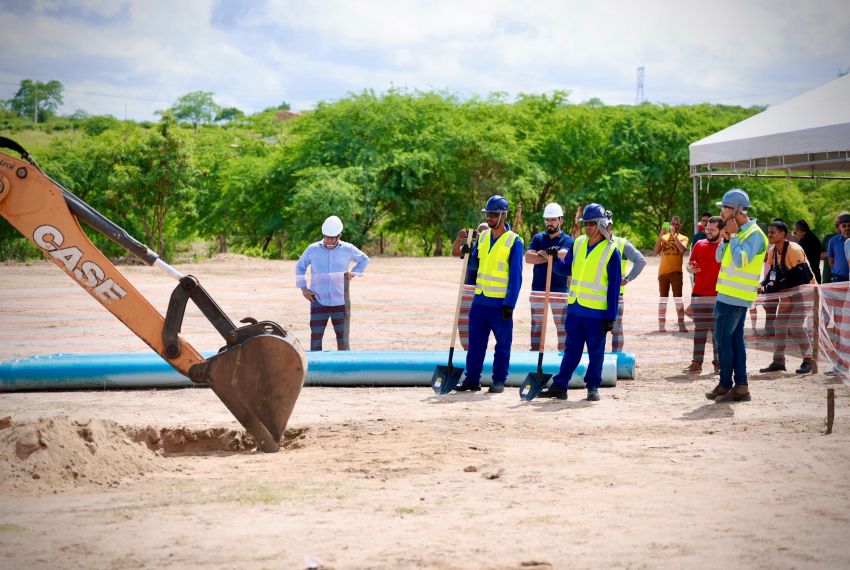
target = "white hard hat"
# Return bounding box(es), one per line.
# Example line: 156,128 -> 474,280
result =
543,203 -> 564,218
321,215 -> 344,236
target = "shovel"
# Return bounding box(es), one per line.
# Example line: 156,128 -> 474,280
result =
520,252 -> 555,401
432,229 -> 475,394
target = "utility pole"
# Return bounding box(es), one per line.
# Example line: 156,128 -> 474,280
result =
635,66 -> 645,105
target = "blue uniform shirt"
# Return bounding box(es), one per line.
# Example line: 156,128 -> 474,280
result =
469,230 -> 525,309
528,231 -> 574,292
295,241 -> 369,306
828,234 -> 850,278
556,238 -> 622,320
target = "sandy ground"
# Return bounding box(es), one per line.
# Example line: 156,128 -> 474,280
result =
1,254 -> 849,570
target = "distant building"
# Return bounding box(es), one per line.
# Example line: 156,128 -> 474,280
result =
275,110 -> 302,121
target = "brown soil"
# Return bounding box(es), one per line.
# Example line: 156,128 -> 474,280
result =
1,255 -> 849,569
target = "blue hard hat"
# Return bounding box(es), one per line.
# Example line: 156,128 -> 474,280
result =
716,189 -> 750,209
579,203 -> 607,222
481,195 -> 509,213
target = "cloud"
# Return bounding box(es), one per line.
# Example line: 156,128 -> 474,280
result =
0,0 -> 848,120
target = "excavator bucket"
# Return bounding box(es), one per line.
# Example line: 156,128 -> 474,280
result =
200,332 -> 306,453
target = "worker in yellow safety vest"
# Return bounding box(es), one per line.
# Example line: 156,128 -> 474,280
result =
536,203 -> 622,401
454,195 -> 524,394
705,189 -> 767,403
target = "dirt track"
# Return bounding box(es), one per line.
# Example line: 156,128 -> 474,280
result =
1,255 -> 849,569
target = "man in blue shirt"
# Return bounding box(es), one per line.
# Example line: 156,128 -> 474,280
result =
455,195 -> 524,394
706,189 -> 767,403
525,203 -> 573,352
536,203 -> 621,401
295,215 -> 369,351
827,213 -> 850,282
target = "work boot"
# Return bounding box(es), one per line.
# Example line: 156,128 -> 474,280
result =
586,389 -> 600,401
454,380 -> 481,392
678,323 -> 688,333
795,359 -> 813,374
759,361 -> 786,373
683,361 -> 702,374
705,384 -> 730,400
537,386 -> 568,400
487,382 -> 505,394
715,384 -> 751,403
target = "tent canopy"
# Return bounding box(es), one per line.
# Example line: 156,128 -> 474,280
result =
690,74 -> 850,174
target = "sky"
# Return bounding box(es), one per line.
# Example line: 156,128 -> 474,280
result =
1,0 -> 849,122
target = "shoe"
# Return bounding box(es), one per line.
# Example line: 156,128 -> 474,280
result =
658,325 -> 668,333
795,359 -> 813,374
759,362 -> 786,373
586,389 -> 600,401
715,384 -> 751,403
678,324 -> 688,333
824,366 -> 841,377
487,383 -> 505,394
537,386 -> 568,400
705,384 -> 730,400
712,360 -> 720,375
683,361 -> 702,374
454,380 -> 481,392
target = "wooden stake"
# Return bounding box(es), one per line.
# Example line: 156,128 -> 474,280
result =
812,285 -> 820,374
826,388 -> 835,435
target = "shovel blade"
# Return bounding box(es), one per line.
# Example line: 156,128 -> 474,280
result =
432,365 -> 464,394
519,372 -> 553,401
203,332 -> 306,452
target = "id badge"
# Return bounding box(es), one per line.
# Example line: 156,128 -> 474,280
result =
769,270 -> 777,281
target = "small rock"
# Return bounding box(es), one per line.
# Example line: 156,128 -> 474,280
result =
463,466 -> 478,472
482,468 -> 504,480
0,416 -> 11,430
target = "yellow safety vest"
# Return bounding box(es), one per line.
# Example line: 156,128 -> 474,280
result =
615,236 -> 628,295
475,229 -> 519,299
568,235 -> 617,310
715,222 -> 767,303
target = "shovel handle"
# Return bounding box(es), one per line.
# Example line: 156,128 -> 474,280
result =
448,229 -> 475,352
538,254 -> 554,354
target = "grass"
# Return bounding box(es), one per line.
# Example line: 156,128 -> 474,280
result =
0,523 -> 26,533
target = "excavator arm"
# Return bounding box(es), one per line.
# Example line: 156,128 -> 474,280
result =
0,137 -> 305,452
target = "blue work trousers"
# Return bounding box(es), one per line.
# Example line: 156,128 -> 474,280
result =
464,303 -> 513,386
713,300 -> 749,388
552,314 -> 606,391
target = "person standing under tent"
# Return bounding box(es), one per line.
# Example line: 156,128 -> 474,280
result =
793,220 -> 822,284
758,221 -> 816,375
296,215 -> 369,351
683,216 -> 724,374
454,195 -> 524,394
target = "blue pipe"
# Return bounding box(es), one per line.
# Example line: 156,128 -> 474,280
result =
0,350 -> 634,391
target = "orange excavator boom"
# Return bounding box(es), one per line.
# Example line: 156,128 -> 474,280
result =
0,137 -> 305,452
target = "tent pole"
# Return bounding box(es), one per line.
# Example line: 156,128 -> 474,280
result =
692,175 -> 699,243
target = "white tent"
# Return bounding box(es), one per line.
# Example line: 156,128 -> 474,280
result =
688,74 -> 850,228
690,73 -> 850,175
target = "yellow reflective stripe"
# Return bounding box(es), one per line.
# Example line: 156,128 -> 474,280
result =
478,273 -> 509,284
716,277 -> 756,292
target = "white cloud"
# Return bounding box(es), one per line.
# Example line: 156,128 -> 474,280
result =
1,0 -> 848,120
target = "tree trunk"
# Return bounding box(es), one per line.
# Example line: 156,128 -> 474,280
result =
434,235 -> 443,257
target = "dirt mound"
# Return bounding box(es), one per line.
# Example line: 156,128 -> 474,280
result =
0,416 -> 165,495
128,426 -> 258,454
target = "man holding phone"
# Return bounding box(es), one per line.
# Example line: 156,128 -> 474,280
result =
653,215 -> 689,333
706,189 -> 767,403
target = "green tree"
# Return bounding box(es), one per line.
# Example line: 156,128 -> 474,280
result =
170,91 -> 220,131
7,79 -> 64,123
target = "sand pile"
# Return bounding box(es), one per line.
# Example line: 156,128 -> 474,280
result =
0,415 -> 164,494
